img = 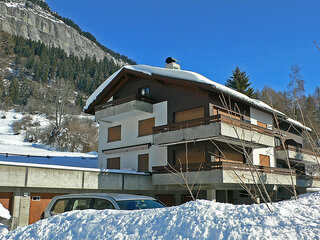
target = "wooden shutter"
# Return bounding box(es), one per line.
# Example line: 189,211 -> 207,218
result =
107,157 -> 120,169
175,148 -> 205,164
108,125 -> 121,142
139,118 -> 155,136
218,108 -> 241,120
220,149 -> 244,163
174,107 -> 204,123
259,154 -> 270,167
257,121 -> 267,128
138,154 -> 149,172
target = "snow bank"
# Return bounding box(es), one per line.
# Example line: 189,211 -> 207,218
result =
0,110 -> 98,168
0,203 -> 10,237
3,192 -> 320,240
0,203 -> 10,220
84,65 -> 308,131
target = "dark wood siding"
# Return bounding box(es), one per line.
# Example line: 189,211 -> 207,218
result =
155,194 -> 174,207
112,76 -> 211,124
107,157 -> 120,169
108,125 -> 121,142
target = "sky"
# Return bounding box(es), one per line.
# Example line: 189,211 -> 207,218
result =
46,0 -> 320,95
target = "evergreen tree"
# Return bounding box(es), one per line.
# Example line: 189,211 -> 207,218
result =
9,78 -> 20,104
226,66 -> 255,97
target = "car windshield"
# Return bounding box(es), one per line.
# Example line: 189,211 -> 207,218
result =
116,199 -> 165,210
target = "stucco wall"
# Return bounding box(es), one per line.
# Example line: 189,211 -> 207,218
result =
98,101 -> 168,171
250,107 -> 275,166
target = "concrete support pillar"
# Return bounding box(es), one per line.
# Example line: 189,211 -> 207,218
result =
12,191 -> 30,228
174,193 -> 182,205
207,189 -> 216,202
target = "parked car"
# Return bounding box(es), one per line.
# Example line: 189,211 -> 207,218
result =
42,193 -> 165,219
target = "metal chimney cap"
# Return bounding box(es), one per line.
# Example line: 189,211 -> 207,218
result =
165,57 -> 179,64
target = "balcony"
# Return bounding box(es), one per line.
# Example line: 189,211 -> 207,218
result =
95,94 -> 155,122
152,161 -> 296,186
297,175 -> 320,188
152,114 -> 274,148
275,145 -> 320,165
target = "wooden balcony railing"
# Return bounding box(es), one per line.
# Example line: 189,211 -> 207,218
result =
152,161 -> 295,175
275,145 -> 320,158
153,114 -> 274,136
95,94 -> 156,111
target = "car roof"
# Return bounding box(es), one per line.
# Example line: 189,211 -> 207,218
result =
53,193 -> 156,201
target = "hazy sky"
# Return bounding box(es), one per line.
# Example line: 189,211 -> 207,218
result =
46,0 -> 320,95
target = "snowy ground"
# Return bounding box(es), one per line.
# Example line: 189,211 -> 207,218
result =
0,203 -> 10,237
0,110 -> 97,168
1,192 -> 319,240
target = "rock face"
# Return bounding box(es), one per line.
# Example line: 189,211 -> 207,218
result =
0,0 -> 123,64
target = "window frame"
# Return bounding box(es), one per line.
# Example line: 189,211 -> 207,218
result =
107,125 -> 121,142
107,157 -> 121,169
138,117 -> 155,137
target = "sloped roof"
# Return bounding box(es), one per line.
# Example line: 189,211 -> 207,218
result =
84,64 -> 311,131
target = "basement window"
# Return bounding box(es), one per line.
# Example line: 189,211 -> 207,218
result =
32,196 -> 41,201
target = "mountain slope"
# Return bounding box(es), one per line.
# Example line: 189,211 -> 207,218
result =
0,0 -> 134,64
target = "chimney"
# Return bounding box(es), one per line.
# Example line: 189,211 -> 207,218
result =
165,57 -> 181,70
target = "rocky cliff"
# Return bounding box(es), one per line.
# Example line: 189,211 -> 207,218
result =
0,0 -> 124,64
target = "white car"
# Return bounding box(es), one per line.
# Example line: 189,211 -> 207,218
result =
42,193 -> 165,219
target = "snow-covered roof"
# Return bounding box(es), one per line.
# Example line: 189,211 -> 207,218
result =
84,64 -> 310,131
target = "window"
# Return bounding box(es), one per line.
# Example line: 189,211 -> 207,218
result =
215,108 -> 241,120
138,154 -> 149,172
175,148 -> 205,164
71,198 -> 92,210
92,199 -> 115,210
107,157 -> 120,169
259,154 -> 270,167
138,118 -> 155,136
50,199 -> 70,216
217,148 -> 244,163
116,200 -> 165,210
257,121 -> 267,128
32,196 -> 40,201
174,107 -> 204,123
108,125 -> 121,142
275,137 -> 281,147
139,86 -> 150,96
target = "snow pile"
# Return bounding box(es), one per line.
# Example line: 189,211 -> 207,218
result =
0,203 -> 10,236
0,110 -> 97,168
84,65 -> 308,131
0,204 -> 10,221
2,192 -> 320,240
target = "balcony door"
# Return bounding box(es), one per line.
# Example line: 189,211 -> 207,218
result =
175,148 -> 205,164
174,107 -> 204,123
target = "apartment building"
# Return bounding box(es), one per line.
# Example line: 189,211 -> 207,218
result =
84,60 -> 320,205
